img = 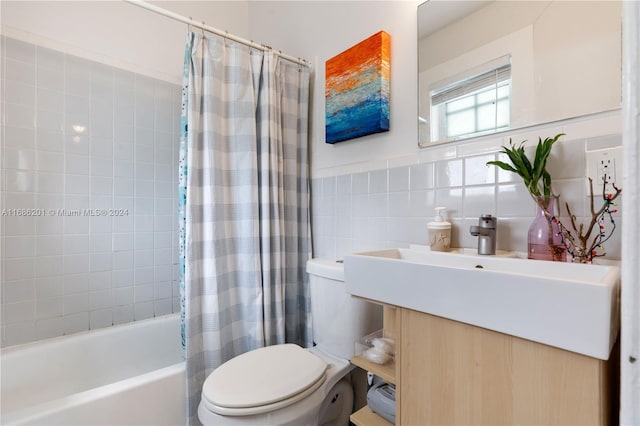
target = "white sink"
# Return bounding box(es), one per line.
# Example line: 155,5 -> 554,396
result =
344,247 -> 620,360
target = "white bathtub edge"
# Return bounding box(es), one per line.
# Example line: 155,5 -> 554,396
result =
3,362 -> 185,425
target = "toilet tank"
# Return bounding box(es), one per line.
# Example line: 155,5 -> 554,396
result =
306,258 -> 382,360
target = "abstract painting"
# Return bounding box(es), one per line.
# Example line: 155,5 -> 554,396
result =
325,31 -> 391,144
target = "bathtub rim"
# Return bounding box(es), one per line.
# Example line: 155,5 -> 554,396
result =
2,361 -> 186,425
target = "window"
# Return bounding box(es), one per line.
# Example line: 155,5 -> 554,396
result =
430,63 -> 511,142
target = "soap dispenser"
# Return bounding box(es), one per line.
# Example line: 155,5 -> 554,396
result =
428,207 -> 451,252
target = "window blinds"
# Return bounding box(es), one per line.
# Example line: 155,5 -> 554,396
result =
431,64 -> 511,106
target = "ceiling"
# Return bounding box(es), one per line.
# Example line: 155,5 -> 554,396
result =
418,0 -> 493,39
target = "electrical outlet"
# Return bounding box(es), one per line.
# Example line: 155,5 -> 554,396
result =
597,157 -> 615,183
585,147 -> 622,196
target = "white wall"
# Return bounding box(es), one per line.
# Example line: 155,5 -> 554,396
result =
247,1 -> 419,174
0,0 -> 250,83
621,2 -> 640,421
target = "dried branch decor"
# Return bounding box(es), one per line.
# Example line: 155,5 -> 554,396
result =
554,177 -> 621,263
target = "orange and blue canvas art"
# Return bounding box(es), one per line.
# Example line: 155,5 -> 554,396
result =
325,31 -> 391,144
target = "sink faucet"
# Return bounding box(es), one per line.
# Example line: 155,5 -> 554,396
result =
470,214 -> 497,255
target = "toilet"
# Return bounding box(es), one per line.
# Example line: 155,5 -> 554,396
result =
197,257 -> 382,425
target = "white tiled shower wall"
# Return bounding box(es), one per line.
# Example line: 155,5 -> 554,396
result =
1,37 -> 181,347
311,114 -> 623,261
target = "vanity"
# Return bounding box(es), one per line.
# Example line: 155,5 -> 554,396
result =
345,247 -> 620,425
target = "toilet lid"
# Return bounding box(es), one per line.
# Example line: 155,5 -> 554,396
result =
202,344 -> 327,414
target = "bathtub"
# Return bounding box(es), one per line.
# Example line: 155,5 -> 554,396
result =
1,314 -> 185,426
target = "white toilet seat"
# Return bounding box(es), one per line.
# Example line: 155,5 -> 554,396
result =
201,344 -> 328,416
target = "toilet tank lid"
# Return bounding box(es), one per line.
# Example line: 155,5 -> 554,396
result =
306,258 -> 344,281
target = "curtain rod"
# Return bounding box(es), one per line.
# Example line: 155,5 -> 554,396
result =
122,0 -> 311,68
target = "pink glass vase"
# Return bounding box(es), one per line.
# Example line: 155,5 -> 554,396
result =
527,196 -> 567,261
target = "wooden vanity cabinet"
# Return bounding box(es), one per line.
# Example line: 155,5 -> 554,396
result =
351,303 -> 618,426
401,308 -> 617,425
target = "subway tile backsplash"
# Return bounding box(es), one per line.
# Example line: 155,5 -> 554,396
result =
1,37 -> 181,347
312,127 -> 623,262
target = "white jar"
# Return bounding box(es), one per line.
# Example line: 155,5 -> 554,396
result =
427,207 -> 451,252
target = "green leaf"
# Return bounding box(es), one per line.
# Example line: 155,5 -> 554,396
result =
518,145 -> 533,181
486,160 -> 518,173
503,142 -> 531,183
485,133 -> 564,201
543,170 -> 552,198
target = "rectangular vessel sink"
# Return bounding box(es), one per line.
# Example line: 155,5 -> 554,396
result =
344,248 -> 620,360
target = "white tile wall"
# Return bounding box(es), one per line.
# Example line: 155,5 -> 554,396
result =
1,37 -> 181,347
312,130 -> 623,261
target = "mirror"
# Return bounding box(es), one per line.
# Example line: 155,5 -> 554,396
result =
418,1 -> 622,147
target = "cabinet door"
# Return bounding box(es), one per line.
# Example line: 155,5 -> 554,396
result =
399,308 -> 613,425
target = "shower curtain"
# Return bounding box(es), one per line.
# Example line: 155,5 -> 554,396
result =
178,32 -> 313,424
